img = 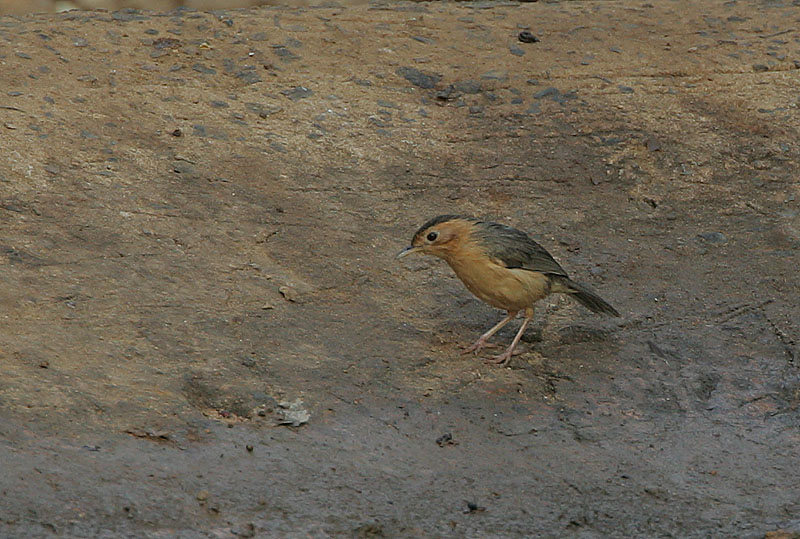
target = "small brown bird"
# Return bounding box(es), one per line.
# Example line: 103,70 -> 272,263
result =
397,215 -> 619,365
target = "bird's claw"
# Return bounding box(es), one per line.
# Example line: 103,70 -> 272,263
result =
461,340 -> 497,355
484,352 -> 513,366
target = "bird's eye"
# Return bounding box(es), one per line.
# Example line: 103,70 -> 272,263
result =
426,231 -> 439,242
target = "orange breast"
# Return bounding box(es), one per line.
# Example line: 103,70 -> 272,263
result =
445,246 -> 551,311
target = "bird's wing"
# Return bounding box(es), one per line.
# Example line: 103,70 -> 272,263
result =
474,222 -> 569,277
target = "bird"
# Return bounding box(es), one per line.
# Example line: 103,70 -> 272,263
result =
397,215 -> 619,365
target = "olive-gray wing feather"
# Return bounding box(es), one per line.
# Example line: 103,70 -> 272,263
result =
474,222 -> 568,276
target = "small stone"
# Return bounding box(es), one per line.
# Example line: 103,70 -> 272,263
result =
15,52 -> 31,59
396,66 -> 440,89
453,80 -> 481,94
196,490 -> 209,502
518,31 -> 539,43
210,100 -> 229,108
481,69 -> 508,81
534,87 -> 559,99
171,128 -> 182,137
618,85 -> 635,94
241,357 -> 256,368
510,46 -> 525,57
645,137 -> 662,151
698,232 -> 727,244
281,86 -> 312,101
279,285 -> 298,302
73,38 -> 88,47
246,444 -> 254,452
753,64 -> 769,72
192,63 -> 216,75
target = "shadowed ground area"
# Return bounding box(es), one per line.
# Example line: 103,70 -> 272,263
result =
0,0 -> 799,536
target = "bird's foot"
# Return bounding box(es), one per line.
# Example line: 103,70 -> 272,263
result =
483,346 -> 524,366
484,351 -> 513,366
461,339 -> 497,355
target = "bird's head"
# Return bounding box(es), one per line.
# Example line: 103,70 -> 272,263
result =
396,215 -> 476,261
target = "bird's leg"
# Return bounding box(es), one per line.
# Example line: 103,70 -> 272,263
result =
462,311 -> 518,355
486,307 -> 535,366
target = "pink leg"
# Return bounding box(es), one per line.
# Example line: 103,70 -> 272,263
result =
486,307 -> 535,366
461,311 -> 518,355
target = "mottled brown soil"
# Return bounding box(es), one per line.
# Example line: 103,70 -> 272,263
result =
1,1 -> 799,536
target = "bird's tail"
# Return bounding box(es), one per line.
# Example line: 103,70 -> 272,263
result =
551,276 -> 620,317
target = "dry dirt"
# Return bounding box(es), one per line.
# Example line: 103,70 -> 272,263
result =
1,0 -> 799,537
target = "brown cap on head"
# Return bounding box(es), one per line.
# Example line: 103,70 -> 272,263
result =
397,215 -> 475,259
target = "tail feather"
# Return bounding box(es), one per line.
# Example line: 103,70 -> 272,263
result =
551,276 -> 620,317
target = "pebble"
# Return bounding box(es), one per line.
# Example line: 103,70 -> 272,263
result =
192,63 -> 216,75
510,46 -> 525,57
396,66 -> 440,89
518,30 -> 539,43
454,80 -> 481,94
753,64 -> 769,72
618,85 -> 635,94
698,232 -> 728,244
481,69 -> 508,81
281,86 -> 312,101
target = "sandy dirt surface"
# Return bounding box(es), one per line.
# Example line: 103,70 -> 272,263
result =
1,0 -> 799,536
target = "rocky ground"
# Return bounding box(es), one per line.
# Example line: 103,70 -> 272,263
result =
1,0 -> 799,537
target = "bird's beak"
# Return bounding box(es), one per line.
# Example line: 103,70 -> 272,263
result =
396,246 -> 422,259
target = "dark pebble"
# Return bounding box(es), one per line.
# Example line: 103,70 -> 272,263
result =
534,87 -> 559,99
618,85 -> 635,94
469,105 -> 483,114
510,46 -> 525,57
396,66 -> 440,89
43,96 -> 54,104
192,63 -> 216,75
526,102 -> 541,114
235,69 -> 262,85
171,129 -> 182,137
7,91 -> 22,96
241,357 -> 255,367
698,232 -> 728,244
281,86 -> 312,101
73,38 -> 88,47
15,52 -> 31,59
753,64 -> 769,72
272,45 -> 300,62
645,137 -> 662,151
210,100 -> 229,108
80,130 -> 98,139
270,142 -> 287,153
435,85 -> 456,101
353,78 -> 372,87
435,433 -> 453,446
412,35 -> 435,44
454,80 -> 481,94
481,69 -> 508,81
112,8 -> 148,22
145,28 -> 159,35
518,30 -> 540,43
